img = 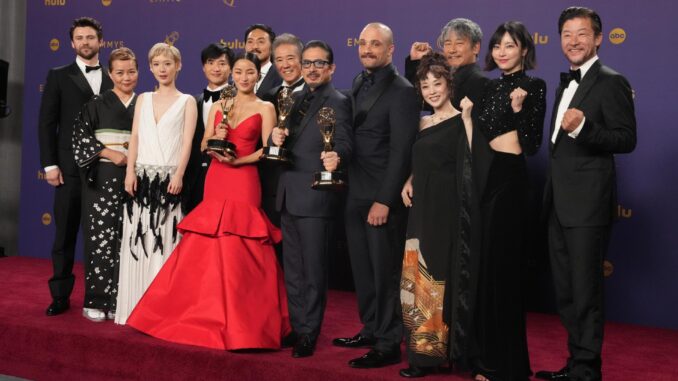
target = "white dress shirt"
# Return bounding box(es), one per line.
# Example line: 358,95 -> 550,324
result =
551,55 -> 599,144
202,84 -> 227,125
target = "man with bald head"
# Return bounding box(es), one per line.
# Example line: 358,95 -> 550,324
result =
332,22 -> 419,369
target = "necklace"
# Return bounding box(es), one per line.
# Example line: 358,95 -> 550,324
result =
430,111 -> 455,124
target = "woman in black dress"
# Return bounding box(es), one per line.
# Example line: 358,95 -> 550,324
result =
399,52 -> 475,378
72,47 -> 139,322
473,21 -> 546,381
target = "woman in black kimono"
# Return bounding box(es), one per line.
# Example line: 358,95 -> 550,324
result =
72,47 -> 139,322
473,21 -> 546,381
399,52 -> 475,378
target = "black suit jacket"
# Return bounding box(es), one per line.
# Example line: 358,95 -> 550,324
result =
274,83 -> 352,217
256,63 -> 283,99
544,60 -> 637,227
348,65 -> 419,207
39,62 -> 113,176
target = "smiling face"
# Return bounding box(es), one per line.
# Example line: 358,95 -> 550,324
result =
150,53 -> 180,86
232,58 -> 259,94
273,43 -> 302,84
202,54 -> 230,88
301,47 -> 335,89
442,31 -> 480,68
71,26 -> 101,61
245,28 -> 272,63
560,16 -> 602,68
110,59 -> 138,95
358,26 -> 394,72
492,32 -> 526,74
420,71 -> 451,109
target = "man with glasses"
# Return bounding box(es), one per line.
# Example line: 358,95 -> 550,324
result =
332,22 -> 418,369
270,40 -> 352,358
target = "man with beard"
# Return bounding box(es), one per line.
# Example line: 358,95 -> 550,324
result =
332,22 -> 419,368
244,24 -> 282,98
270,40 -> 351,358
39,17 -> 113,316
185,43 -> 234,213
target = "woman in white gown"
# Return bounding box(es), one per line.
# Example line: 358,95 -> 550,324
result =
115,43 -> 197,324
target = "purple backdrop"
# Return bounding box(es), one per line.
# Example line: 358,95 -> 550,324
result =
20,0 -> 678,330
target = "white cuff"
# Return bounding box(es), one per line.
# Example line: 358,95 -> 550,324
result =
44,165 -> 59,173
568,117 -> 586,139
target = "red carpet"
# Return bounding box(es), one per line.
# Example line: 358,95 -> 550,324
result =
1,256 -> 677,380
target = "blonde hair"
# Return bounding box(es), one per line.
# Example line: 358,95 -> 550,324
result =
148,42 -> 181,64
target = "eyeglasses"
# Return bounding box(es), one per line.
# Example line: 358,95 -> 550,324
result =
301,59 -> 330,69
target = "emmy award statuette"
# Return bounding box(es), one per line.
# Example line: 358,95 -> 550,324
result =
261,87 -> 294,163
311,107 -> 345,191
206,84 -> 238,158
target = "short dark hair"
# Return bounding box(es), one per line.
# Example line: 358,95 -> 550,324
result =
200,43 -> 234,67
232,52 -> 261,74
558,6 -> 602,36
415,52 -> 453,100
244,24 -> 276,44
302,40 -> 334,65
108,47 -> 137,71
69,17 -> 103,41
485,21 -> 537,71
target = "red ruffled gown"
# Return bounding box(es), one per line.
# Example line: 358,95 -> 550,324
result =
127,112 -> 291,350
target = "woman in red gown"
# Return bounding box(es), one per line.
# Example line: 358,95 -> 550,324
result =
127,52 -> 291,350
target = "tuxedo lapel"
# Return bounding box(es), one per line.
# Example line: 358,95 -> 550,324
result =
350,75 -> 363,121
353,70 -> 396,128
101,68 -> 113,91
297,85 -> 330,139
568,60 -> 601,110
67,63 -> 94,98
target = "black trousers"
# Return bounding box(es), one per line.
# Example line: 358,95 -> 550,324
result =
281,209 -> 334,342
344,197 -> 406,352
548,211 -> 609,381
48,172 -> 82,300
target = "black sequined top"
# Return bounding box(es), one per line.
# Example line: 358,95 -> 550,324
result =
478,71 -> 546,156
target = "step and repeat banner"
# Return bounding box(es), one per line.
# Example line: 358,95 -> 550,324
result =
19,0 -> 678,329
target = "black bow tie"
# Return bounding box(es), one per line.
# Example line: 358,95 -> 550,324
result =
203,89 -> 221,103
85,65 -> 101,73
560,69 -> 581,87
362,71 -> 375,86
284,78 -> 305,91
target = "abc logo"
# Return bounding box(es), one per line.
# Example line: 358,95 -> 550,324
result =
41,213 -> 52,226
603,260 -> 614,278
609,28 -> 626,45
102,0 -> 112,5
49,38 -> 60,52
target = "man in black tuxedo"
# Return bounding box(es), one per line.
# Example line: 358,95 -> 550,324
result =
270,40 -> 352,358
259,33 -> 306,228
405,18 -> 488,117
536,7 -> 636,381
332,23 -> 419,368
38,17 -> 113,316
185,43 -> 234,213
244,24 -> 282,98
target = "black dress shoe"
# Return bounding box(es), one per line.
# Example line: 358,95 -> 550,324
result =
292,335 -> 315,358
535,367 -> 570,380
399,366 -> 430,378
46,299 -> 70,316
332,333 -> 376,348
348,348 -> 401,368
282,332 -> 298,348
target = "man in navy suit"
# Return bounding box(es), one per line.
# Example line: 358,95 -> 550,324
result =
536,7 -> 636,381
271,40 -> 352,358
38,17 -> 113,316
